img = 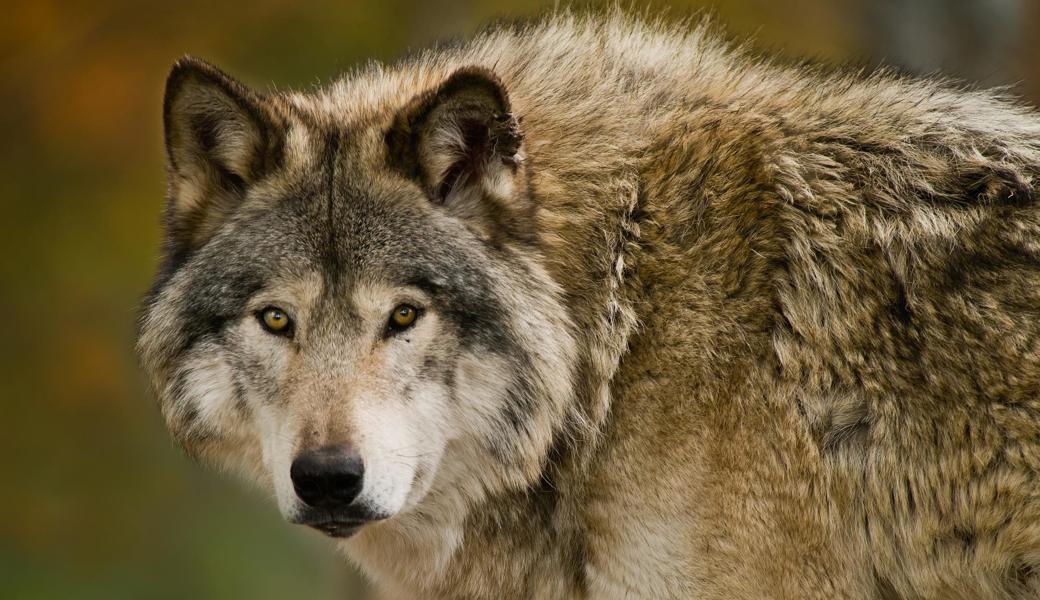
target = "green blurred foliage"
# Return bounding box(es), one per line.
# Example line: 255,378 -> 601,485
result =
2,1 -> 1035,598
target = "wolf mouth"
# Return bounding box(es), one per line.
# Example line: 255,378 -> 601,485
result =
292,507 -> 386,538
308,520 -> 363,538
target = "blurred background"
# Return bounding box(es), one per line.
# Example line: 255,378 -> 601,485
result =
3,0 -> 1038,598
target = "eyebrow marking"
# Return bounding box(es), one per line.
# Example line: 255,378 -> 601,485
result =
405,276 -> 445,296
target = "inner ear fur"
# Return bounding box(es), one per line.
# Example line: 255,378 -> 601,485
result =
386,67 -> 525,211
162,56 -> 284,258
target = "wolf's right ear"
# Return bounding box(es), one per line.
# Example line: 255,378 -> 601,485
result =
162,57 -> 284,255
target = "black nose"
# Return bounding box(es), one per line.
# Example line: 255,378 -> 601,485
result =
290,445 -> 364,509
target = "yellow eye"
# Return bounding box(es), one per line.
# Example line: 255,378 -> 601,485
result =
259,307 -> 292,334
389,304 -> 418,330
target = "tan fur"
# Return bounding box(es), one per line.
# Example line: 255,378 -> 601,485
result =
142,9 -> 1040,599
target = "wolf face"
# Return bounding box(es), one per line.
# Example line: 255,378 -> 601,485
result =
137,58 -> 578,537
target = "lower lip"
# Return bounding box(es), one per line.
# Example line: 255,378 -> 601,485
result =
310,522 -> 363,538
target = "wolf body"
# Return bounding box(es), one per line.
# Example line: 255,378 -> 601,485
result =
138,12 -> 1040,599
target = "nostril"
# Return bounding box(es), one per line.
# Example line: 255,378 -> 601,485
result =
290,444 -> 364,509
290,473 -> 324,505
289,465 -> 320,505
328,472 -> 363,503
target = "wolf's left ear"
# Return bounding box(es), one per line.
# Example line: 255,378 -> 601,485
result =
386,67 -> 529,238
162,57 -> 284,256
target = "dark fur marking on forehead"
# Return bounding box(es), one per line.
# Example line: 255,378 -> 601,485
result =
320,131 -> 344,282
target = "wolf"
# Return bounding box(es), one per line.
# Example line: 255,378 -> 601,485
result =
137,10 -> 1040,599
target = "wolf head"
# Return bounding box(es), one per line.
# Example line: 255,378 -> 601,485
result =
137,57 -> 578,537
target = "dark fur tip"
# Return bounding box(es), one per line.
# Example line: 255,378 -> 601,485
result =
959,163 -> 1036,207
162,56 -> 274,151
164,56 -> 241,123
491,112 -> 523,158
435,66 -> 513,115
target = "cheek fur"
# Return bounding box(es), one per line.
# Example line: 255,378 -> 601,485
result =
449,351 -> 514,440
164,342 -> 251,450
